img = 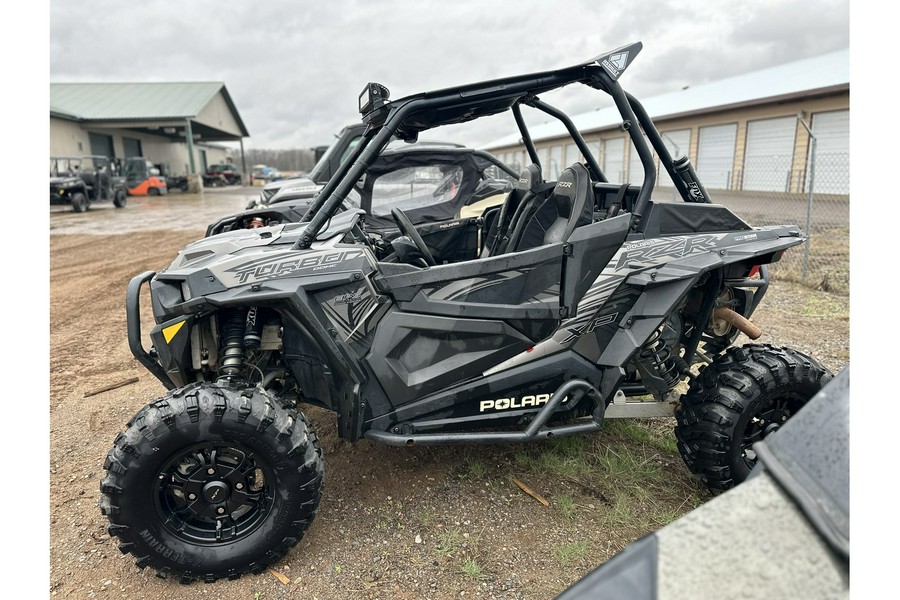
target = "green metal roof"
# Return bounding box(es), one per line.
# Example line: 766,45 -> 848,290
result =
49,81 -> 249,137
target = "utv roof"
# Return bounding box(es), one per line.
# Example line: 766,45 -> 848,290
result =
365,43 -> 642,136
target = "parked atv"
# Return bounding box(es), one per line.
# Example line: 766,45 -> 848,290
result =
50,155 -> 128,212
206,142 -> 519,264
101,42 -> 832,583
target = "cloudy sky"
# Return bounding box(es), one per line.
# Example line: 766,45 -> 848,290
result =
48,0 -> 850,152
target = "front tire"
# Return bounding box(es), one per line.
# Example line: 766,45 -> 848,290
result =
114,189 -> 127,208
71,192 -> 88,213
674,344 -> 831,493
99,382 -> 324,582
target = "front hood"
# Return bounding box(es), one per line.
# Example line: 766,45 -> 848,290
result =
163,209 -> 371,289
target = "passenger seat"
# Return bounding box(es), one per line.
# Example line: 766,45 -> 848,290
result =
509,163 -> 594,252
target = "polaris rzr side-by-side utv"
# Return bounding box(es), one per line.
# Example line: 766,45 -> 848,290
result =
100,42 -> 832,583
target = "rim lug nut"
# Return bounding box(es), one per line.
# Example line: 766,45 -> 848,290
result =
236,483 -> 244,490
217,507 -> 226,514
188,493 -> 197,501
207,468 -> 216,475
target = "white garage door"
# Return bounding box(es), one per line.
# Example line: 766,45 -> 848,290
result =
627,134 -> 654,185
602,137 -> 625,183
810,110 -> 849,195
697,123 -> 737,190
656,129 -> 691,187
548,145 -> 563,180
743,116 -> 797,192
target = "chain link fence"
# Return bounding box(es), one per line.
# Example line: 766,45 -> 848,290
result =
654,152 -> 849,295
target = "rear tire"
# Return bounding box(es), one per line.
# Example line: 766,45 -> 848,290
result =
148,187 -> 160,196
99,382 -> 324,582
71,192 -> 87,213
674,344 -> 831,493
114,189 -> 127,208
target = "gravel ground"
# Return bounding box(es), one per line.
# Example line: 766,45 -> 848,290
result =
47,193 -> 849,599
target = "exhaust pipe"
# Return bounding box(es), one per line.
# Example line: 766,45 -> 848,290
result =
713,307 -> 762,340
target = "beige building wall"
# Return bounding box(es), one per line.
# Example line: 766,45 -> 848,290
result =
196,93 -> 243,137
49,117 -> 91,157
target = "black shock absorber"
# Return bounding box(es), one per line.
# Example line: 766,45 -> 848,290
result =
672,156 -> 711,203
220,309 -> 248,376
244,306 -> 262,350
639,326 -> 680,389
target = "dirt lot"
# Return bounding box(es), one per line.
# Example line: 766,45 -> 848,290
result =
48,191 -> 849,599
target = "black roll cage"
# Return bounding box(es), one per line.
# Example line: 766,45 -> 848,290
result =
294,44 -> 700,250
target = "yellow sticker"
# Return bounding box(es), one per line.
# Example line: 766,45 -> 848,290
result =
162,321 -> 185,344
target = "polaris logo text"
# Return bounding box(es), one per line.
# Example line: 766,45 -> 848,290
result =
479,393 -> 568,412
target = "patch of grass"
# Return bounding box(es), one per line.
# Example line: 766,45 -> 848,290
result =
603,419 -> 679,455
601,494 -> 635,527
799,293 -> 849,319
555,541 -> 588,565
465,458 -> 487,479
435,528 -> 464,557
548,435 -> 587,457
535,450 -> 580,478
513,450 -> 533,468
460,557 -> 490,581
592,445 -> 664,486
555,494 -> 577,519
417,508 -> 436,528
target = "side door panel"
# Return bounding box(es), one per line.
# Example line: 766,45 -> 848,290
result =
369,243 -> 564,404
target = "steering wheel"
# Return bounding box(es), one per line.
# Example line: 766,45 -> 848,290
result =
391,207 -> 436,266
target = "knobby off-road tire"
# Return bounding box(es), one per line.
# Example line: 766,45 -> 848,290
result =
71,192 -> 88,213
99,382 -> 324,583
674,344 -> 831,493
113,189 -> 127,208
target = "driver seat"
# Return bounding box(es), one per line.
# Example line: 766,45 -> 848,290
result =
510,163 -> 594,252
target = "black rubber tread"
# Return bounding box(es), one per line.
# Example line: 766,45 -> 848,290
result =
71,192 -> 88,213
113,189 -> 127,208
674,344 -> 831,493
99,382 -> 324,583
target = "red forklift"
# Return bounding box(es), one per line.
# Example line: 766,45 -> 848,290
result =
123,157 -> 168,196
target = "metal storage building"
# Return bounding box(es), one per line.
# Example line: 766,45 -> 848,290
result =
49,81 -> 250,180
